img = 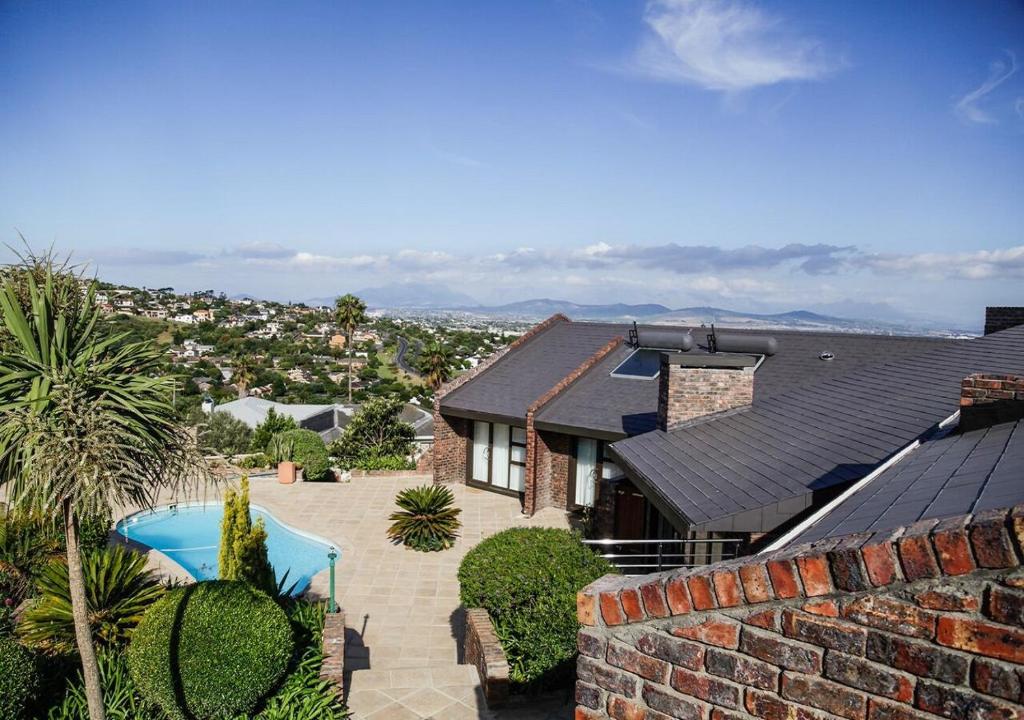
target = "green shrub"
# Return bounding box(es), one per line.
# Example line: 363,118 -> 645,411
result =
197,410 -> 253,457
128,581 -> 294,720
329,398 -> 414,461
387,485 -> 461,551
18,545 -> 164,651
278,429 -> 326,469
458,528 -> 614,690
236,453 -> 271,469
0,635 -> 39,719
251,408 -> 297,452
301,452 -> 335,482
219,477 -> 276,594
342,453 -> 415,471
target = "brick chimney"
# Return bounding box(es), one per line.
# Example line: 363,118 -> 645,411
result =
959,373 -> 1024,432
984,307 -> 1024,335
657,354 -> 755,431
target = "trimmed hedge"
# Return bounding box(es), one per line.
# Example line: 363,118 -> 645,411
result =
0,635 -> 39,720
458,527 -> 615,690
127,581 -> 293,719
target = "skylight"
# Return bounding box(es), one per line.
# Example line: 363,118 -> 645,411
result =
610,349 -> 662,379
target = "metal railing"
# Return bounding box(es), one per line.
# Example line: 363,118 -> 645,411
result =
583,537 -> 745,574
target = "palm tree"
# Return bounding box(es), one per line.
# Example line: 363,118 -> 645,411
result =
232,355 -> 257,399
334,293 -> 367,403
421,341 -> 454,391
0,259 -> 207,720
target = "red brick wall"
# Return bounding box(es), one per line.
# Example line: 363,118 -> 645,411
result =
433,313 -> 569,485
960,373 -> 1024,432
523,336 -> 623,515
575,506 -> 1024,720
532,429 -> 572,511
432,412 -> 470,484
658,361 -> 754,431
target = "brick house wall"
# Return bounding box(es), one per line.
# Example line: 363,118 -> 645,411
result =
985,307 -> 1024,336
532,429 -> 572,511
658,361 -> 754,432
575,506 -> 1024,720
433,314 -> 569,485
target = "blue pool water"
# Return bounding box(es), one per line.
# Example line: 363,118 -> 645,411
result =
115,503 -> 336,594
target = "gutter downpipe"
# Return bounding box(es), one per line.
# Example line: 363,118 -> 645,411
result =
760,410 -> 961,554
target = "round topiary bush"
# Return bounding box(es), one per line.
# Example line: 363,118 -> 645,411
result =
458,527 -> 615,690
127,580 -> 294,719
0,635 -> 39,720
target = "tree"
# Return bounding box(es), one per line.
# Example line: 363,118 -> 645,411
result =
193,409 -> 252,457
0,258 -> 207,720
420,341 -> 454,391
232,355 -> 257,399
329,397 -> 415,461
250,407 -> 297,452
334,294 -> 367,403
218,476 -> 275,593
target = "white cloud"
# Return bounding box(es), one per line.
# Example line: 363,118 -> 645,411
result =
859,245 -> 1024,281
630,0 -> 839,92
954,51 -> 1018,124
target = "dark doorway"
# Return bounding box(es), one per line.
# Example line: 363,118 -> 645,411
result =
614,482 -> 647,539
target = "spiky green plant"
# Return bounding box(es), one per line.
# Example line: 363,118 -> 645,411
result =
18,545 -> 164,651
387,485 -> 461,552
267,434 -> 294,465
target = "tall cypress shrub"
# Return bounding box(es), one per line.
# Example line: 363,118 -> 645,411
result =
218,476 -> 276,592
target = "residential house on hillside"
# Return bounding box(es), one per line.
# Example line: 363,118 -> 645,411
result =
215,396 -> 434,444
433,307 -> 1024,560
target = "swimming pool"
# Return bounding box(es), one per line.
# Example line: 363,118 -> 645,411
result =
115,503 -> 337,594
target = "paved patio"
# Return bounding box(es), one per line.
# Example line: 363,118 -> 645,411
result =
163,474 -> 575,719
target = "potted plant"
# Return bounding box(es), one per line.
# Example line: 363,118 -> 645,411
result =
270,435 -> 296,485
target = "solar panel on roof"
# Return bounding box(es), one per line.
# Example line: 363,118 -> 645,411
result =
610,349 -> 661,379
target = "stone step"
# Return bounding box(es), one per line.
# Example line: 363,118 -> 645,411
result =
344,664 -> 488,719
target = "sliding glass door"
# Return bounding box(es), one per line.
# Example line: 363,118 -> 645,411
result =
470,421 -> 526,494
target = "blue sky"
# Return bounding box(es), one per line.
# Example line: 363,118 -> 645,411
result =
1,0 -> 1022,327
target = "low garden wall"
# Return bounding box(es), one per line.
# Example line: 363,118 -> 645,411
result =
575,507 -> 1024,719
320,609 -> 347,696
464,607 -> 511,706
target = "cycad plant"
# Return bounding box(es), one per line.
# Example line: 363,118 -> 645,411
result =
387,485 -> 461,552
18,545 -> 164,651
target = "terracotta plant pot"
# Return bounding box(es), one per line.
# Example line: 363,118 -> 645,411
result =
277,461 -> 297,485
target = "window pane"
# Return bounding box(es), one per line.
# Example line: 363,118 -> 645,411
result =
511,426 -> 527,444
509,464 -> 525,492
511,446 -> 526,463
602,462 -> 622,480
575,439 -> 598,507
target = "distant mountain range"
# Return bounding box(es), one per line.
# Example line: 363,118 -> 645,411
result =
305,284 -> 973,336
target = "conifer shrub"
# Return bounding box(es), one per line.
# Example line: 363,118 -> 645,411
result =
127,581 -> 293,720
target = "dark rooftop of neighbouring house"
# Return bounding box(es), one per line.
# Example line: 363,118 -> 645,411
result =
440,315 -> 956,436
609,324 -> 1024,534
792,417 -> 1024,545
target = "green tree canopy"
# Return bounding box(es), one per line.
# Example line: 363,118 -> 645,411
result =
330,397 -> 415,460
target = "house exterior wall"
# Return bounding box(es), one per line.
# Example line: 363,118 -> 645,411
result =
960,373 -> 1024,432
432,412 -> 470,485
532,429 -> 572,511
433,314 -> 569,487
575,506 -> 1024,720
985,307 -> 1024,336
657,361 -> 754,431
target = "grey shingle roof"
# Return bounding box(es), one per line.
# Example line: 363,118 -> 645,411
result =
534,327 -> 954,438
793,418 -> 1024,544
440,319 -> 623,421
609,325 -> 1024,533
444,317 -> 953,434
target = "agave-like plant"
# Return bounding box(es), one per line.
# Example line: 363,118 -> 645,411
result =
268,434 -> 295,465
387,485 -> 461,552
18,545 -> 164,652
